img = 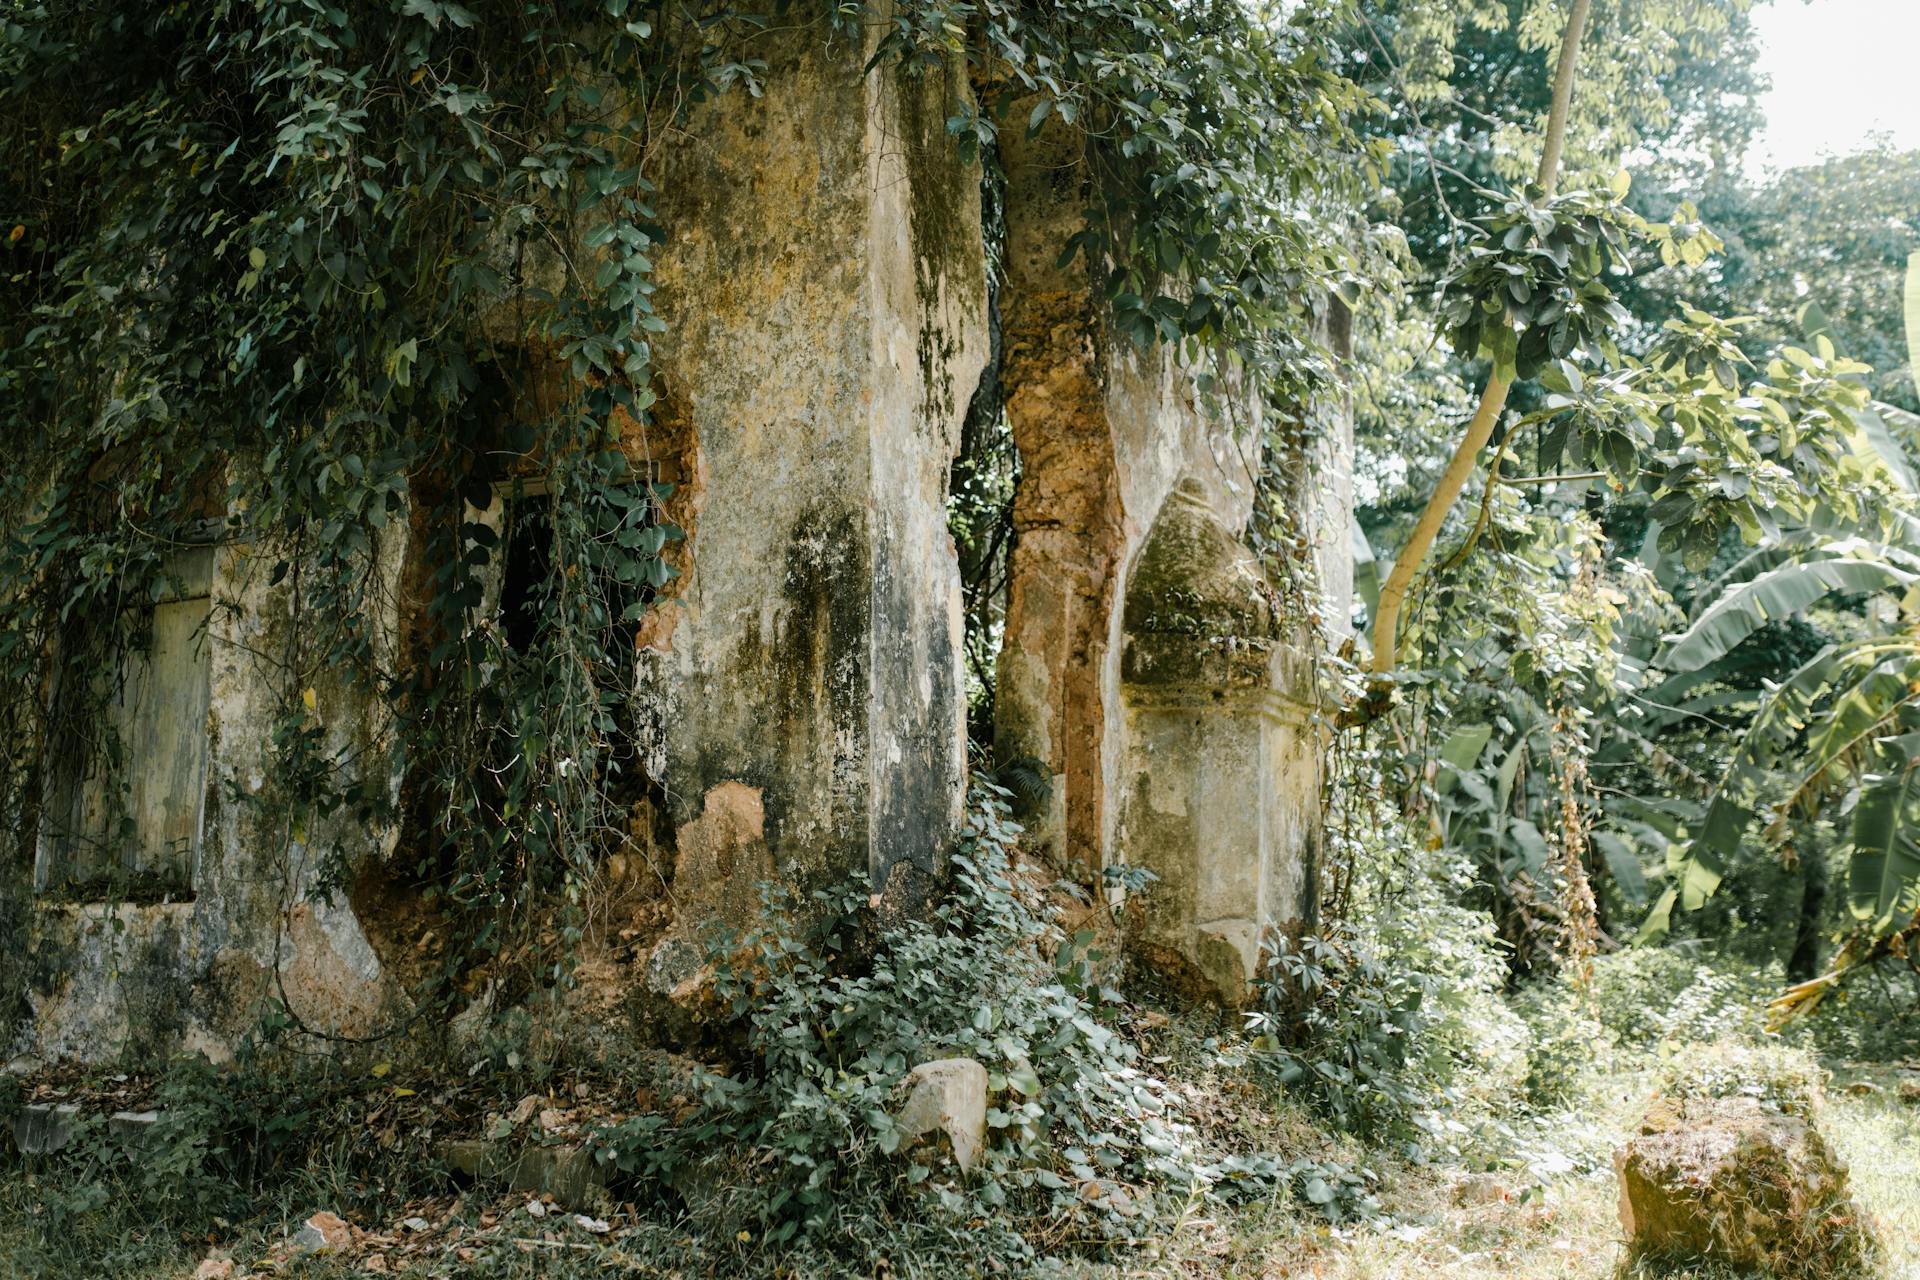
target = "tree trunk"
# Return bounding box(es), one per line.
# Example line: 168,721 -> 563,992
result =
1786,845 -> 1827,984
1368,0 -> 1593,674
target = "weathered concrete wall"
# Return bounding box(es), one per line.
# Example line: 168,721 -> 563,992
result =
1114,483 -> 1323,1001
992,112 -> 1256,878
633,24 -> 986,970
4,14 -> 1347,1062
5,25 -> 989,1063
992,116 -> 1350,1003
9,529 -> 410,1066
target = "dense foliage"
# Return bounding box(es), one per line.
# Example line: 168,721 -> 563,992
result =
1346,0 -> 1920,1011
594,788 -> 1375,1249
4,2 -> 1920,1275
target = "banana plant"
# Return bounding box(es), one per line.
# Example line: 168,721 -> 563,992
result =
1644,259 -> 1920,1006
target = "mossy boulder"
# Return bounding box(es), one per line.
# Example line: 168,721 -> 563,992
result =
1614,1094 -> 1878,1278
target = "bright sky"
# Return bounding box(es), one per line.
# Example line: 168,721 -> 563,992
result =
1749,0 -> 1920,174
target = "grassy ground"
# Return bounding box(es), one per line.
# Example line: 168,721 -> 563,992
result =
1245,1067 -> 1920,1280
4,1042 -> 1917,1279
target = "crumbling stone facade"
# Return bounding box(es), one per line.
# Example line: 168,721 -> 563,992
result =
3,25 -> 1350,1067
992,113 -> 1352,1000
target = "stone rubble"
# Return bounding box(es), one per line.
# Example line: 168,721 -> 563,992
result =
894,1057 -> 989,1173
1614,1094 -> 1878,1277
290,1210 -> 354,1255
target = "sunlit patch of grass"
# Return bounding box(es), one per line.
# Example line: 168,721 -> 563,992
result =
1823,1068 -> 1920,1277
1212,1060 -> 1919,1280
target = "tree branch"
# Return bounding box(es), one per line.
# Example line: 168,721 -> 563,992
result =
1367,0 -> 1592,676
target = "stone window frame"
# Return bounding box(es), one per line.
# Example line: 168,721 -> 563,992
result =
34,535 -> 218,902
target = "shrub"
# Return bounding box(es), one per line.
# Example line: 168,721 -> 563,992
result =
1587,945 -> 1770,1048
10,1052 -> 318,1234
598,787 -> 1209,1254
593,786 -> 1382,1260
1654,1037 -> 1826,1117
1248,817 -> 1527,1148
1509,980 -> 1614,1108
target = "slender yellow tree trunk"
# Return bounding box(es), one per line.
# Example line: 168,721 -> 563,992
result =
1368,0 -> 1593,675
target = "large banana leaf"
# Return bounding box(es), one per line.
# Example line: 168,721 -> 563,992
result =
1660,553 -> 1916,673
1848,765 -> 1920,931
1640,649 -> 1787,730
1642,637 -> 1920,939
1847,402 -> 1917,494
1591,831 -> 1649,905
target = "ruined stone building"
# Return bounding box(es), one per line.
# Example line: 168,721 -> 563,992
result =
2,27 -> 1351,1066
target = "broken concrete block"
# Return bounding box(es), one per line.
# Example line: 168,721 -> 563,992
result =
1615,1095 -> 1878,1277
441,1138 -> 604,1209
644,936 -> 715,1007
10,1102 -> 80,1154
510,1146 -> 601,1206
109,1109 -> 159,1138
894,1057 -> 988,1173
442,1138 -> 493,1178
1194,918 -> 1262,1005
291,1210 -> 353,1254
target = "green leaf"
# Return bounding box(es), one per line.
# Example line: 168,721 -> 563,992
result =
1026,96 -> 1053,138
1795,299 -> 1833,344
1638,885 -> 1680,942
1845,402 -> 1916,494
1592,831 -> 1648,905
1661,550 -> 1916,672
1848,766 -> 1920,930
1652,637 -> 1920,937
1438,722 -> 1492,774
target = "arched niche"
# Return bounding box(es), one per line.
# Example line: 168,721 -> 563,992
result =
1113,479 -> 1319,1003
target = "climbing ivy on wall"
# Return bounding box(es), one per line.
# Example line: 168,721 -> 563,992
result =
0,0 -> 1372,1021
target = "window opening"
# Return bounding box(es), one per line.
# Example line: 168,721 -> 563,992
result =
37,545 -> 214,900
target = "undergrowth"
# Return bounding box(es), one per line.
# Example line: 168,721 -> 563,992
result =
6,793 -> 1912,1278
0,789 -> 1385,1276
592,785 -> 1381,1265
1247,813 -> 1524,1157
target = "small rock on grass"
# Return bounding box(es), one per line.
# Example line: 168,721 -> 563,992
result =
192,1259 -> 234,1280
291,1210 -> 354,1254
1896,1077 -> 1920,1105
1452,1173 -> 1525,1206
893,1058 -> 988,1173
